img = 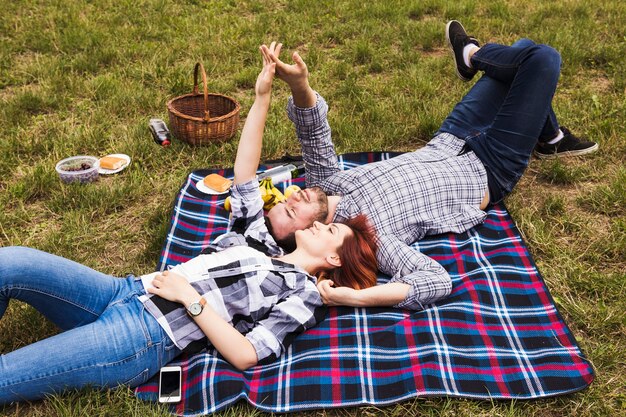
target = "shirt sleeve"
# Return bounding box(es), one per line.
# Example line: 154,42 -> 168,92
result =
217,178 -> 283,257
286,92 -> 341,187
244,278 -> 326,363
228,179 -> 265,235
376,234 -> 452,310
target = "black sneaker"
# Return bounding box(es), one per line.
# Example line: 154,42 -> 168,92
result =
534,127 -> 599,159
445,20 -> 480,82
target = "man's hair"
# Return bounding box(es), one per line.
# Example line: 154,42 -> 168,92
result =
265,217 -> 297,252
265,193 -> 329,252
323,214 -> 378,290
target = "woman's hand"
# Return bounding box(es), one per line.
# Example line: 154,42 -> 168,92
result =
147,270 -> 199,306
316,279 -> 358,306
318,280 -> 411,308
255,42 -> 279,98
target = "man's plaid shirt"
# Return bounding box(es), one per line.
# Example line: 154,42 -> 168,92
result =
287,94 -> 489,310
139,180 -> 326,363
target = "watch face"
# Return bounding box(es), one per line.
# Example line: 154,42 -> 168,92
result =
188,302 -> 202,316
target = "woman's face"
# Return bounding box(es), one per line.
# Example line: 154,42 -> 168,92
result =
295,221 -> 353,261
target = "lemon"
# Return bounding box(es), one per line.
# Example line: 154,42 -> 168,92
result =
224,196 -> 231,211
284,185 -> 301,199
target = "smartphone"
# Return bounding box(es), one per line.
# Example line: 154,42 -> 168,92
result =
158,365 -> 182,403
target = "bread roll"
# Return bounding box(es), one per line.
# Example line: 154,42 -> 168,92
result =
203,174 -> 232,192
99,156 -> 126,170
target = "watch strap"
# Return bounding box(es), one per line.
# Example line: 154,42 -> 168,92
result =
186,297 -> 207,317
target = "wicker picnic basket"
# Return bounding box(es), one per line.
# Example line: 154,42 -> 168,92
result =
167,62 -> 241,145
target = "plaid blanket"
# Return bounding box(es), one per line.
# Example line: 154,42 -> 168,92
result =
135,152 -> 594,415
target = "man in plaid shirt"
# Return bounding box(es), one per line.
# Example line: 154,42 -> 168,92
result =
262,21 -> 597,311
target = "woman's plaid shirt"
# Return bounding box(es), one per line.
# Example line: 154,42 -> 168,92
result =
139,180 -> 326,363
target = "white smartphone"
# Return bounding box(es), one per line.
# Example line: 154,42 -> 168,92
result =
158,365 -> 182,403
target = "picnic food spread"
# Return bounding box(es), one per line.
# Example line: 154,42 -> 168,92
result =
259,177 -> 285,210
284,185 -> 300,199
203,174 -> 232,193
55,155 -> 100,184
99,155 -> 127,170
222,181 -> 301,212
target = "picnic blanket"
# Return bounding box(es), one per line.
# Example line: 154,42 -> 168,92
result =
135,152 -> 594,415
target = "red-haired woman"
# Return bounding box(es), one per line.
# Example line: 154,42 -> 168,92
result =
0,213 -> 378,404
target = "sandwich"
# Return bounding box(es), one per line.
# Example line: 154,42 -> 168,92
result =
203,173 -> 232,192
99,155 -> 126,170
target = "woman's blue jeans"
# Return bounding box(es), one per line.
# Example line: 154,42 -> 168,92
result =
0,246 -> 181,404
436,39 -> 562,202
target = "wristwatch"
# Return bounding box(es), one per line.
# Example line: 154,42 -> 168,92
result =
186,297 -> 207,317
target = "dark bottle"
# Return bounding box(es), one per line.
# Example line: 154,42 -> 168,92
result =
149,118 -> 171,146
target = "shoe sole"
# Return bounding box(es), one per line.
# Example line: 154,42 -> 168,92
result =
534,143 -> 599,159
445,20 -> 472,82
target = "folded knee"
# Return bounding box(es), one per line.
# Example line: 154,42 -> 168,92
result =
537,44 -> 561,64
521,44 -> 561,83
530,44 -> 562,70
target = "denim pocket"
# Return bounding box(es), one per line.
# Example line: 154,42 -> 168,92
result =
123,368 -> 149,387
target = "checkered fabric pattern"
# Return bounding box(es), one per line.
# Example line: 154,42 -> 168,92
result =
135,152 -> 594,415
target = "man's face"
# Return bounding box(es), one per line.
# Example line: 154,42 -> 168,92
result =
266,186 -> 329,241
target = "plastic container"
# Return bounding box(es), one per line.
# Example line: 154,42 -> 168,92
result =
55,155 -> 100,184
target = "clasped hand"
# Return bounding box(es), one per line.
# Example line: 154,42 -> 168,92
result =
258,40 -> 310,95
147,270 -> 198,306
316,279 -> 357,306
256,42 -> 279,97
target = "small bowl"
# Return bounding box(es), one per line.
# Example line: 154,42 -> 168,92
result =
55,155 -> 100,184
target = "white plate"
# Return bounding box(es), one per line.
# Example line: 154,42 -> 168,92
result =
196,177 -> 231,195
98,154 -> 131,174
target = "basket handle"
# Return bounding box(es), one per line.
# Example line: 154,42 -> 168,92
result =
192,62 -> 211,121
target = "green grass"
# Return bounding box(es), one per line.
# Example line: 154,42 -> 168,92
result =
1,0 -> 625,415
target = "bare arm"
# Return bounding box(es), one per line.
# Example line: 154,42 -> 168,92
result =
233,43 -> 279,185
317,235 -> 452,310
317,280 -> 410,307
147,271 -> 258,371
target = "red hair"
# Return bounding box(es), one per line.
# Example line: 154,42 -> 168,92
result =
325,214 -> 378,289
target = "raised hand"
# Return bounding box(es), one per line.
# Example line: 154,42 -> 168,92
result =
268,48 -> 309,90
233,42 -> 278,184
256,42 -> 279,98
266,44 -> 316,108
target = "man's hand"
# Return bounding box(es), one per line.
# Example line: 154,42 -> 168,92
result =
269,49 -> 308,88
317,279 -> 358,306
268,47 -> 316,108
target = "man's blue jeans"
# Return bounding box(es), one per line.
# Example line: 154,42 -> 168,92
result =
0,246 -> 181,404
437,39 -> 562,202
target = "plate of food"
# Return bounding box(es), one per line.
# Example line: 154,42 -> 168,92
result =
196,173 -> 232,195
98,154 -> 131,174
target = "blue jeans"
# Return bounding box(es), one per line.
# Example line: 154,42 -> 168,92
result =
437,39 -> 562,202
0,247 -> 181,404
